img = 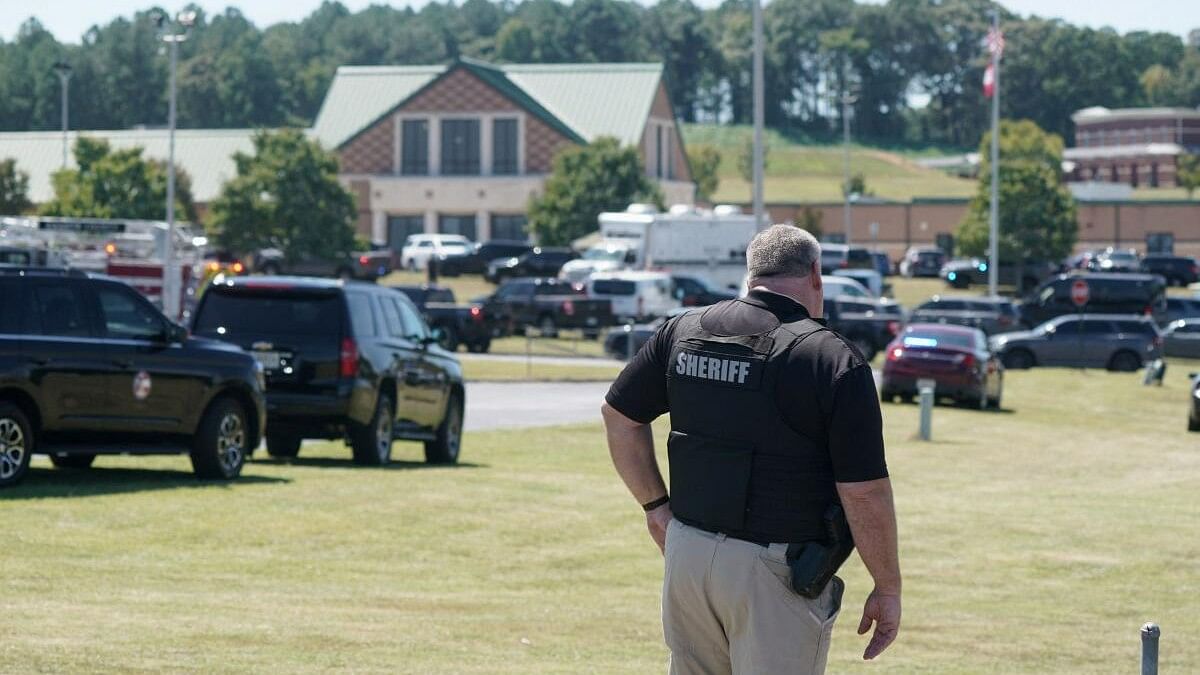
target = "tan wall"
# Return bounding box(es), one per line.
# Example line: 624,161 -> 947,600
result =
751,200 -> 1200,260
347,179 -> 373,239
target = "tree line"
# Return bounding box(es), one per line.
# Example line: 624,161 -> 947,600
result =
2,0 -> 1198,148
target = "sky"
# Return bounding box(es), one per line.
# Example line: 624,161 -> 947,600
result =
2,0 -> 1198,43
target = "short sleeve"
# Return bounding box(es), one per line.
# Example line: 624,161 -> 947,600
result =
827,364 -> 889,482
604,321 -> 677,423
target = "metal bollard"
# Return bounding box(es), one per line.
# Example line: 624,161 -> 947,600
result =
917,378 -> 935,441
1141,622 -> 1160,675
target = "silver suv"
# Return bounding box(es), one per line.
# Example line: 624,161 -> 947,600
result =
989,314 -> 1162,371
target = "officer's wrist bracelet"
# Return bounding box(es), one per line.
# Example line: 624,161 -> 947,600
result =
641,495 -> 670,512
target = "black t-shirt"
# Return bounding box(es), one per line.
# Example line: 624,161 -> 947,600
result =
605,289 -> 888,483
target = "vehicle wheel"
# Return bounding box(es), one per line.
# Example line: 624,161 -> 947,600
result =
437,325 -> 460,352
190,397 -> 248,481
880,388 -> 895,403
1189,414 -> 1200,432
1108,350 -> 1142,373
851,338 -> 876,362
261,262 -> 281,275
425,392 -> 463,465
407,259 -> 417,272
50,453 -> 95,469
538,315 -> 558,338
467,339 -> 491,354
0,403 -> 34,488
266,433 -> 302,458
350,393 -> 393,466
336,267 -> 354,281
583,330 -> 601,341
1003,349 -> 1035,370
899,393 -> 914,404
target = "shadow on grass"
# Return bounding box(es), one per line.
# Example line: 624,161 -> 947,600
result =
252,457 -> 488,470
1,466 -> 290,501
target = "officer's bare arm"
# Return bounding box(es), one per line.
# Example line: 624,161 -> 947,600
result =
601,402 -> 673,553
837,477 -> 901,660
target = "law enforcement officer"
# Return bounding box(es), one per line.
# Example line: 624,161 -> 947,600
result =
601,225 -> 901,673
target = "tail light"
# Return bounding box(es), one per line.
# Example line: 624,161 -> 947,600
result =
886,320 -> 900,335
887,347 -> 904,361
359,255 -> 370,265
959,353 -> 977,368
339,337 -> 359,378
469,306 -> 483,323
562,300 -> 575,316
1143,305 -> 1153,316
231,262 -> 244,273
207,261 -> 220,272
839,260 -> 848,268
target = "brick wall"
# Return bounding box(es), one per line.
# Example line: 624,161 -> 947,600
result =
340,116 -> 394,175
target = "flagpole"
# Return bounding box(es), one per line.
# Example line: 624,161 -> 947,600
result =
987,9 -> 1000,298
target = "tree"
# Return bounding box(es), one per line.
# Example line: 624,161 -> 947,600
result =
795,205 -> 823,240
956,120 -> 1076,267
495,19 -> 535,61
209,129 -> 357,258
528,137 -> 660,246
686,145 -> 721,202
0,158 -> 32,214
40,137 -> 196,221
1178,154 -> 1200,199
736,137 -> 768,185
845,172 -> 870,197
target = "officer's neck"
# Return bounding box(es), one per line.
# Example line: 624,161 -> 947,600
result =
748,278 -> 822,319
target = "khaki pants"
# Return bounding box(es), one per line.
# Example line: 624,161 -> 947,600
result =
662,519 -> 843,675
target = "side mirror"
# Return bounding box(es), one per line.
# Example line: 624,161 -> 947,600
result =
164,322 -> 189,344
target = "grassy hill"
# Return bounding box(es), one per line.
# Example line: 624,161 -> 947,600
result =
681,124 -> 977,203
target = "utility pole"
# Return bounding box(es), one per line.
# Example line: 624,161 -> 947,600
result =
158,10 -> 195,320
987,9 -> 1002,297
52,62 -> 72,168
751,0 -> 765,230
840,65 -> 858,245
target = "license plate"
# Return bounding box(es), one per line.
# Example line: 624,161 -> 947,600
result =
253,351 -> 282,370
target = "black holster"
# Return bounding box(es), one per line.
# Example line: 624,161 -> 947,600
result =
785,504 -> 855,599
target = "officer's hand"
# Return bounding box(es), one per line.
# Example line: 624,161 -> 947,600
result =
857,588 -> 901,660
645,503 -> 674,555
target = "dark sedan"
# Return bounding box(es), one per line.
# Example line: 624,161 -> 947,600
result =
672,274 -> 737,307
485,247 -> 577,283
1164,319 -> 1200,359
437,240 -> 532,277
910,295 -> 1022,335
880,324 -> 1003,409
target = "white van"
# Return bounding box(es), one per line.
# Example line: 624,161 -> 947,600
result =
400,234 -> 473,271
587,271 -> 680,322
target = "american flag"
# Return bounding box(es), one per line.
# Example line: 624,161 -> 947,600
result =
986,26 -> 1006,58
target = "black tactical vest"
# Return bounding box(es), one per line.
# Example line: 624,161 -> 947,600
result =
665,303 -> 837,544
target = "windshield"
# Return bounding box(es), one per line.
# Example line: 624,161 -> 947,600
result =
195,292 -> 343,346
582,247 -> 627,262
826,280 -> 868,298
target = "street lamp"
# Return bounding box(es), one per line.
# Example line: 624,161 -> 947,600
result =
51,61 -> 72,168
157,10 -> 196,320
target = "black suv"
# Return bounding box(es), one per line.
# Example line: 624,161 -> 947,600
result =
439,240 -> 533,277
1020,273 -> 1167,327
192,277 -> 465,466
485,247 -> 578,283
0,268 -> 265,488
1140,255 -> 1199,287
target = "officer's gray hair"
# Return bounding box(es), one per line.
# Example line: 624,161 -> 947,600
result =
745,224 -> 821,279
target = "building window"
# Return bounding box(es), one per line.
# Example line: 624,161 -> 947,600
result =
388,215 -> 425,252
441,119 -> 481,175
491,214 -> 528,241
439,214 -> 477,241
400,120 -> 429,175
493,118 -> 519,175
655,126 -> 663,178
664,129 -> 673,180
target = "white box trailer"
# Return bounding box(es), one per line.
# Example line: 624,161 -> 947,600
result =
596,204 -> 760,291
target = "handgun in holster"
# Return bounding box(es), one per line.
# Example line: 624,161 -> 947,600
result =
785,504 -> 855,599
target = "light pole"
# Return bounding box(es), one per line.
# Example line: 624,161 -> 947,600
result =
838,65 -> 859,245
751,0 -> 765,230
157,10 -> 195,320
52,61 -> 72,168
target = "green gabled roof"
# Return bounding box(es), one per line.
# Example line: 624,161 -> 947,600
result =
312,60 -> 666,151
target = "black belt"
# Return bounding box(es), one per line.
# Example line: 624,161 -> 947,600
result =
678,516 -> 771,547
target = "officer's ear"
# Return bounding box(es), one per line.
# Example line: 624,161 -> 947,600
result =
811,263 -> 823,290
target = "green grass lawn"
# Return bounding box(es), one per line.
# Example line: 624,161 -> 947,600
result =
462,358 -> 620,381
682,124 -> 977,203
4,362 -> 1199,672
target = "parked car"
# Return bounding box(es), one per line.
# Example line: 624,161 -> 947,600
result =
1163,318 -> 1200,359
558,242 -> 638,283
909,296 -> 1023,335
870,251 -> 892,277
390,285 -> 494,353
941,258 -> 1055,292
1088,247 -> 1140,273
252,248 -> 393,281
587,271 -> 680,322
0,268 -> 266,488
603,308 -> 691,360
480,277 -> 614,338
192,276 -> 465,465
485,247 -> 578,283
400,234 -> 474,272
823,275 -> 875,299
989,314 -> 1162,371
880,323 -> 1003,409
819,244 -> 873,274
1020,273 -> 1167,327
833,268 -> 887,298
1188,373 -> 1199,432
822,297 -> 904,361
1140,254 -> 1200,287
1163,296 -> 1200,326
899,246 -> 946,277
671,274 -> 737,307
437,240 -> 532,277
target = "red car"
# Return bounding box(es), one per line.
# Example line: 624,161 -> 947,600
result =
880,323 -> 1003,409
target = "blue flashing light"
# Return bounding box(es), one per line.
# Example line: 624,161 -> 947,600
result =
947,272 -> 957,281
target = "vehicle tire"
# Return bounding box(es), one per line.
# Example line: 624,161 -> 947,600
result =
350,393 -> 394,466
1003,349 -> 1036,370
407,259 -> 417,272
189,397 -> 248,481
266,433 -> 302,458
879,388 -> 895,403
583,330 -> 601,341
261,262 -> 281,276
0,403 -> 34,488
50,453 -> 95,469
425,391 -> 463,465
950,276 -> 969,289
1189,414 -> 1200,432
851,337 -> 876,362
336,267 -> 354,281
538,315 -> 558,338
467,339 -> 491,354
437,325 -> 460,352
1108,350 -> 1142,373
899,393 -> 914,404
